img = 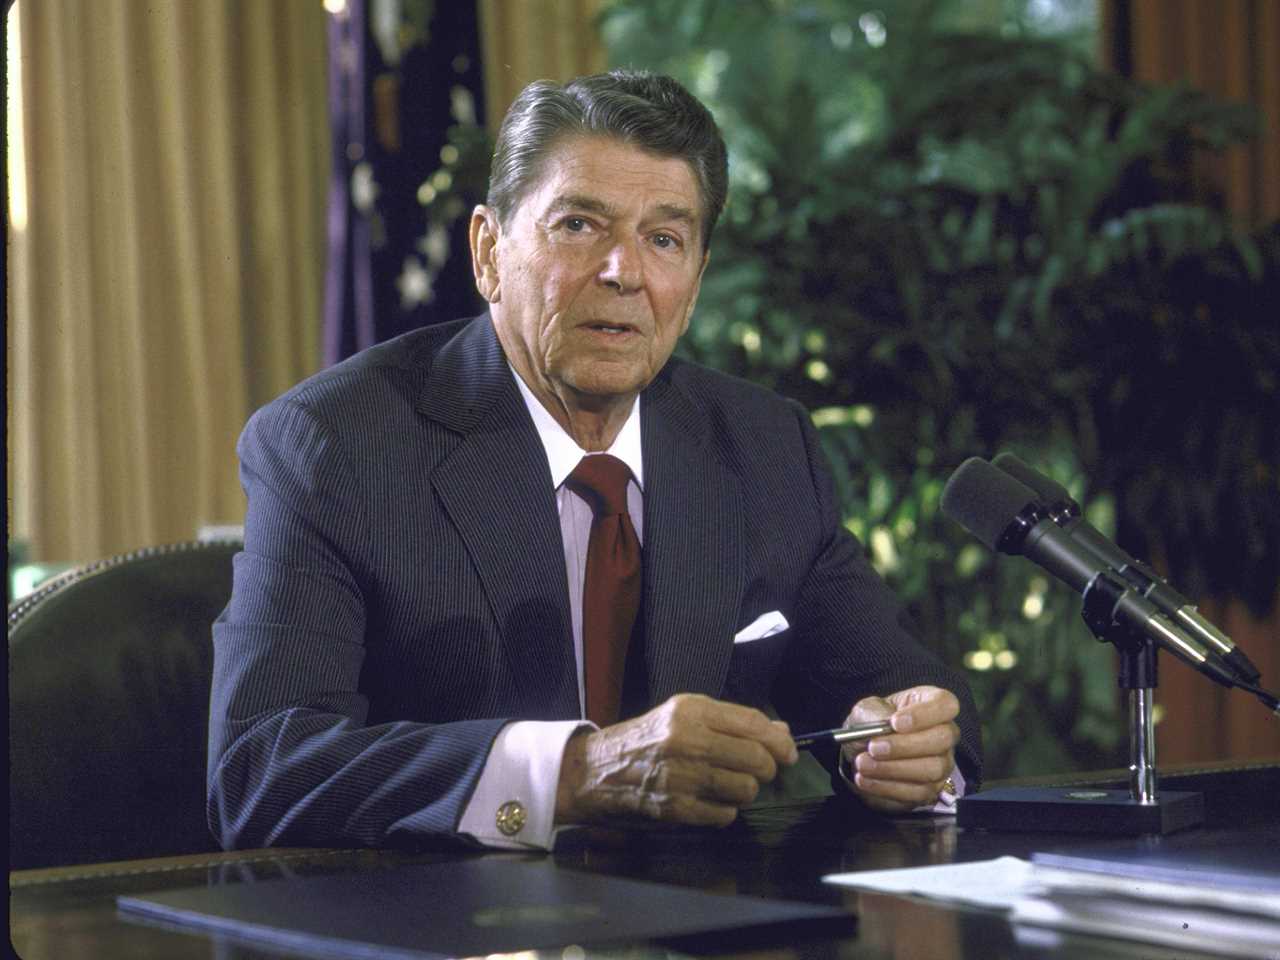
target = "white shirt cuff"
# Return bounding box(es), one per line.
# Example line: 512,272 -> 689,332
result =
457,719 -> 593,850
927,766 -> 965,813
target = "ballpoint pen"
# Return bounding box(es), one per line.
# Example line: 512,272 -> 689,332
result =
792,719 -> 895,750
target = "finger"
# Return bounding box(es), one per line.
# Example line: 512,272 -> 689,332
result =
863,723 -> 960,761
589,775 -> 744,827
852,770 -> 947,809
853,750 -> 955,785
885,686 -> 959,733
839,696 -> 895,763
844,721 -> 957,771
694,728 -> 782,782
638,792 -> 741,827
639,757 -> 765,820
701,765 -> 762,806
844,695 -> 895,726
687,761 -> 763,807
635,754 -> 763,806
688,697 -> 798,766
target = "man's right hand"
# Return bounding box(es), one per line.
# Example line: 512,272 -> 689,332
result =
554,693 -> 798,828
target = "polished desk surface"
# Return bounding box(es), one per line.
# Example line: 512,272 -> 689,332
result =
11,759 -> 1279,960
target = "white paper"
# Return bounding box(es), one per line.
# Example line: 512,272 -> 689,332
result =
823,857 -> 1280,958
823,856 -> 1035,910
825,857 -> 1280,916
1012,893 -> 1280,959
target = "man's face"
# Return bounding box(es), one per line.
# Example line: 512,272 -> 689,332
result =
473,136 -> 708,412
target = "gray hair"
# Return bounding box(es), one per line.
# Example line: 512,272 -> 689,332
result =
487,70 -> 729,252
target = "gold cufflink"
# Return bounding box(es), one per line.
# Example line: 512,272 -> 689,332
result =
942,776 -> 957,796
496,800 -> 527,836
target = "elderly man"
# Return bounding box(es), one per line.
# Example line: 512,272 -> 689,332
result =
208,70 -> 982,852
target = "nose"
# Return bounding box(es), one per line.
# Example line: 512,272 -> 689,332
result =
598,239 -> 642,293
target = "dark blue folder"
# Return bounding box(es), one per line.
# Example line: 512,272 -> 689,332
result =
1031,826 -> 1280,894
118,857 -> 855,959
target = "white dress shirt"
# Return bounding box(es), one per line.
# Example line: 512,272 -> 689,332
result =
456,368 -> 643,850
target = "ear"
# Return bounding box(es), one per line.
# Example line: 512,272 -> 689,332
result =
680,250 -> 710,334
469,205 -> 502,303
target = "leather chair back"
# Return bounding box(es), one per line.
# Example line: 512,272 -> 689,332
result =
9,540 -> 239,869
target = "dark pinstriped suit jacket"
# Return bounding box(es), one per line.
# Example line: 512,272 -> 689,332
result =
207,314 -> 982,850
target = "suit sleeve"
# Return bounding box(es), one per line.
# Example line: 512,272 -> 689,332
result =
206,397 -> 508,850
771,401 -> 984,792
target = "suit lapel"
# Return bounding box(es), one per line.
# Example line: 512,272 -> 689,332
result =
639,369 -> 744,704
417,316 -> 580,719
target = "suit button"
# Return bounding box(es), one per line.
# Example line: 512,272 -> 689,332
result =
496,800 -> 527,836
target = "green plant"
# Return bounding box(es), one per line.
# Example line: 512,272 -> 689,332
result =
595,0 -> 1274,776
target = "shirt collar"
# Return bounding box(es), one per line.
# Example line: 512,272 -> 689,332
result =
509,363 -> 644,491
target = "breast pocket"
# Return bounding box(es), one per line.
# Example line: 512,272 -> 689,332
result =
722,629 -> 791,709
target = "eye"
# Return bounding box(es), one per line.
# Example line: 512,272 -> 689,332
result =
563,216 -> 589,232
651,232 -> 682,250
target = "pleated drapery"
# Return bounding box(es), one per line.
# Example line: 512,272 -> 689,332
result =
1102,0 -> 1280,763
477,0 -> 606,129
1104,0 -> 1280,227
7,0 -> 330,563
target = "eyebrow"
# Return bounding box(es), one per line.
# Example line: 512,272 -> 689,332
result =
545,194 -> 698,229
651,202 -> 698,227
545,193 -> 616,219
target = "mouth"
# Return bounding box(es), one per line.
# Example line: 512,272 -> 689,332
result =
581,321 -> 639,336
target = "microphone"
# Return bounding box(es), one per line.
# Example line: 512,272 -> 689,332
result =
940,458 -> 1240,690
992,452 -> 1263,685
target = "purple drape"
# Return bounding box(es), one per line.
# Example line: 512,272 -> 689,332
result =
323,0 -> 488,367
324,0 -> 375,366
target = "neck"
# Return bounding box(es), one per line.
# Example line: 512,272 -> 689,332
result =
543,385 -> 633,452
491,317 -> 636,451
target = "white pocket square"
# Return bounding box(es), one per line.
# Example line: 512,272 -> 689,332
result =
733,610 -> 789,644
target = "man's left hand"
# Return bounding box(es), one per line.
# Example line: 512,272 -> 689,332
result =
838,685 -> 959,813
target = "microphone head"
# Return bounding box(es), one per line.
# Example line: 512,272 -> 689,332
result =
993,453 -> 1078,512
941,457 -> 1042,553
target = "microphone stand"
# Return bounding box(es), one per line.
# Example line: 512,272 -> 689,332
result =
957,573 -> 1205,835
1081,574 -> 1204,832
1123,643 -> 1158,806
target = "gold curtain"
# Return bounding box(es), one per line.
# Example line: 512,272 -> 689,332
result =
7,0 -> 329,563
1104,0 -> 1280,227
477,0 -> 606,129
1101,0 -> 1280,764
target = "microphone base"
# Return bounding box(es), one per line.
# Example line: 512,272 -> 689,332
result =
957,787 -> 1204,835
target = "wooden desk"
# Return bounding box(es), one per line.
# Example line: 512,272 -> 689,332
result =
11,760 -> 1278,960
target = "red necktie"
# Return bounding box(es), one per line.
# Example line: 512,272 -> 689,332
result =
566,454 -> 641,727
